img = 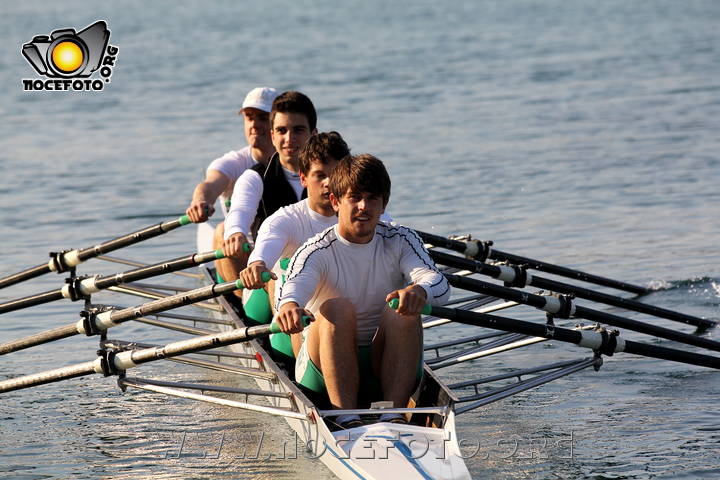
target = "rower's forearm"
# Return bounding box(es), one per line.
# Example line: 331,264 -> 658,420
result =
191,182 -> 221,205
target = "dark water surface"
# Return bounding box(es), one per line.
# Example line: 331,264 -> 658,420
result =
1,1 -> 719,478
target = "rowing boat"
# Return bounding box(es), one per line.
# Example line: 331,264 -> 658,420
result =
193,222 -> 473,479
0,214 -> 717,479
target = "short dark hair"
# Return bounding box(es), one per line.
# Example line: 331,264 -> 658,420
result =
270,91 -> 317,131
299,132 -> 350,175
329,154 -> 391,205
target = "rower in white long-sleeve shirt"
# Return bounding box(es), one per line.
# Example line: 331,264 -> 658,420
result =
220,91 -> 318,299
275,154 -> 450,429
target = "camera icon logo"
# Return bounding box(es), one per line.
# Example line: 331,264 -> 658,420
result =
22,21 -> 110,78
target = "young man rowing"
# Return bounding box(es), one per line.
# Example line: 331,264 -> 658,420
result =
185,87 -> 279,283
237,131 -> 349,340
275,154 -> 450,428
239,133 -> 392,357
223,91 -> 318,271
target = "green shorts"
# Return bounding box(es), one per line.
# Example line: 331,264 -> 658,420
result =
269,330 -> 295,365
218,268 -> 272,326
241,288 -> 272,326
268,258 -> 295,362
295,342 -> 423,408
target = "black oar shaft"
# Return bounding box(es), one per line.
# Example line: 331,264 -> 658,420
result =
93,250 -> 222,290
74,216 -> 191,263
431,251 -> 714,328
0,319 -> 290,394
0,290 -> 65,314
0,250 -> 222,315
122,323 -> 278,366
527,274 -> 714,328
571,304 -> 720,353
416,230 -> 648,294
0,215 -> 192,290
490,248 -> 648,294
444,273 -> 720,353
0,264 -> 53,291
0,272 -> 270,355
0,361 -> 98,394
0,282 -> 239,354
0,324 -> 79,355
105,281 -> 240,325
429,305 -> 720,370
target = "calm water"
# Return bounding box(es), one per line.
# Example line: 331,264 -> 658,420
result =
1,1 -> 719,478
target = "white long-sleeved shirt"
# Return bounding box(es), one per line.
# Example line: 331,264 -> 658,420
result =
277,221 -> 451,345
249,199 -> 395,273
249,199 -> 393,304
224,165 -> 304,241
248,199 -> 337,273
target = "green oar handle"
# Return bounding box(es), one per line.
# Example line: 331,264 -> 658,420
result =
211,242 -> 249,258
269,316 -> 311,335
179,203 -> 211,225
235,271 -> 272,290
388,298 -> 433,315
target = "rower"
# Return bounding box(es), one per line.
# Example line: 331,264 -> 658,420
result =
184,87 -> 279,283
275,154 -> 450,429
238,132 -> 393,357
222,91 -> 318,299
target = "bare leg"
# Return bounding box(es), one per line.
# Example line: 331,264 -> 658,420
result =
306,298 -> 359,409
371,305 -> 423,410
291,333 -> 303,358
267,276 -> 303,356
212,222 -> 248,298
267,277 -> 277,314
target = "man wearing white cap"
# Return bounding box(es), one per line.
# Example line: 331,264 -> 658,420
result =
185,87 -> 279,282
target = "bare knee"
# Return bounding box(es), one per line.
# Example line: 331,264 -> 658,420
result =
381,306 -> 422,334
318,298 -> 357,328
212,222 -> 225,249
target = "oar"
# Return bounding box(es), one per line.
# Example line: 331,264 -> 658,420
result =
389,300 -> 720,370
0,313 -> 307,394
428,250 -> 715,329
416,230 -> 649,294
0,245 -> 249,315
0,272 -> 271,356
440,272 -> 720,353
0,214 -> 195,290
0,250 -> 223,314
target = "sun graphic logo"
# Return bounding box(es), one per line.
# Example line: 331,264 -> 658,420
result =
21,21 -> 119,91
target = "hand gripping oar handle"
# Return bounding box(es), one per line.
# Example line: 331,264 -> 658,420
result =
0,314 -> 308,394
415,230 -> 649,295
0,214 -> 194,290
0,271 -> 272,356
390,300 -> 720,371
388,298 -> 432,315
0,249 -> 228,315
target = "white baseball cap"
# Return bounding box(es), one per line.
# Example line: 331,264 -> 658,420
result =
239,87 -> 279,114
